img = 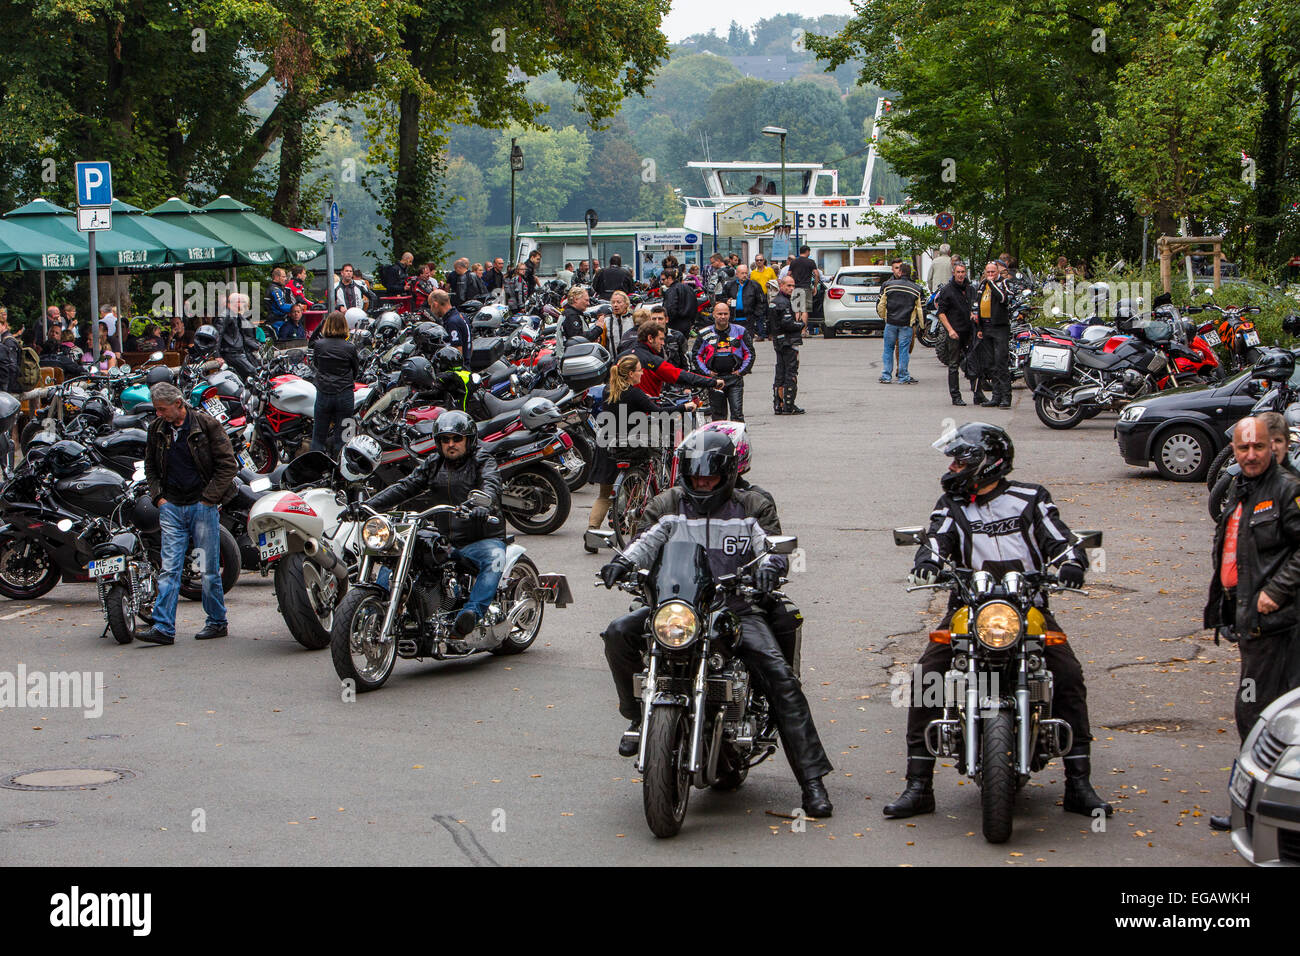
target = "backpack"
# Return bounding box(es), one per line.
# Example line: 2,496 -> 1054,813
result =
19,344 -> 41,391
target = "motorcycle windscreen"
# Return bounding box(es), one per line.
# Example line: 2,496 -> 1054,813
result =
281,450 -> 335,489
649,540 -> 715,609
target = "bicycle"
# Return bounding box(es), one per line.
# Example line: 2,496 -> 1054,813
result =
607,399 -> 701,547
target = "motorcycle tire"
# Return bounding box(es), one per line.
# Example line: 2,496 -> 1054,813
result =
1206,444 -> 1234,490
1034,384 -> 1085,430
1209,470 -> 1235,522
489,555 -> 544,655
246,432 -> 277,474
179,524 -> 241,601
979,708 -> 1016,844
501,465 -> 571,535
274,553 -> 342,650
105,582 -> 135,644
0,535 -> 61,600
330,586 -> 396,692
642,706 -> 691,838
918,326 -> 941,349
557,430 -> 593,491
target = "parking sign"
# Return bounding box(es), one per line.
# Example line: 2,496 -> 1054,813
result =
75,162 -> 113,207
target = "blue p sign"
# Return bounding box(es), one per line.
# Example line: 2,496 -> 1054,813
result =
75,162 -> 113,207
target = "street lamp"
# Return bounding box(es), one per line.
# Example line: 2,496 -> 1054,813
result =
761,126 -> 788,228
509,139 -> 524,266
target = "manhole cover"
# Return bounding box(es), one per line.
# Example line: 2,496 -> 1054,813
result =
2,768 -> 134,790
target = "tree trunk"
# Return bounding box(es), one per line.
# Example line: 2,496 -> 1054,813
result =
390,89 -> 424,257
1252,48 -> 1286,259
272,90 -> 307,226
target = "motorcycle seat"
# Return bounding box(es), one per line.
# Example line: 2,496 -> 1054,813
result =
1074,349 -> 1124,370
479,387 -> 570,417
111,412 -> 152,430
476,412 -> 519,438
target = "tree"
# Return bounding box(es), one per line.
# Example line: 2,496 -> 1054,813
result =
444,155 -> 490,236
487,127 -> 592,223
584,134 -> 646,221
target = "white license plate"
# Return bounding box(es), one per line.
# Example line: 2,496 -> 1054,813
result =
257,527 -> 288,561
1244,330 -> 1260,347
1229,760 -> 1254,808
1015,342 -> 1033,356
238,451 -> 255,471
88,555 -> 126,578
1201,330 -> 1220,347
204,398 -> 229,422
854,294 -> 876,304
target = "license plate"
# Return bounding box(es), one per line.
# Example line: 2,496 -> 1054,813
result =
1201,330 -> 1220,347
238,451 -> 255,471
257,527 -> 288,561
1229,760 -> 1254,808
855,294 -> 876,304
1244,330 -> 1260,347
204,398 -> 229,422
88,555 -> 126,578
1015,342 -> 1033,355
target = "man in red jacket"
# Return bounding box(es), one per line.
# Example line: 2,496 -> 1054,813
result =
632,321 -> 722,399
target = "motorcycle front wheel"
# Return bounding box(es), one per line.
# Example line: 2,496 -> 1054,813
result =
330,586 -> 396,692
643,706 -> 692,838
1034,384 -> 1085,430
979,709 -> 1017,844
0,535 -> 61,600
501,466 -> 571,535
105,582 -> 135,644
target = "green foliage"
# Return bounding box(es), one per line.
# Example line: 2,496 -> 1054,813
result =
486,127 -> 592,223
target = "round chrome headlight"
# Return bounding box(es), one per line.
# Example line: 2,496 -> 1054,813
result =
652,601 -> 698,649
362,516 -> 393,551
975,602 -> 1023,649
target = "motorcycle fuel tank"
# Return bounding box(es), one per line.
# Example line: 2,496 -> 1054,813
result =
269,377 -> 318,416
54,466 -> 130,518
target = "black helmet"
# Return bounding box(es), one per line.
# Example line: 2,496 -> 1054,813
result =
47,439 -> 89,478
1252,348 -> 1296,383
399,356 -> 434,390
1283,314 -> 1300,337
78,396 -> 114,428
432,346 -> 462,374
937,422 -> 1014,498
413,321 -> 447,356
131,491 -> 160,533
145,365 -> 173,386
546,278 -> 568,295
373,313 -> 402,342
192,324 -> 219,353
675,429 -> 738,515
433,409 -> 477,450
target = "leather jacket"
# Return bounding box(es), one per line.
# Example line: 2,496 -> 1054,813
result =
1205,459 -> 1300,639
769,292 -> 804,347
144,408 -> 239,507
365,447 -> 503,546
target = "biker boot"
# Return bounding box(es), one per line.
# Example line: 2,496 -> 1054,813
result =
783,383 -> 805,416
773,385 -> 787,415
801,775 -> 833,818
618,719 -> 640,758
883,757 -> 936,818
1062,752 -> 1113,817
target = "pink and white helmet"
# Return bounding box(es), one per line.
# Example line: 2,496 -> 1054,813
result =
685,420 -> 751,474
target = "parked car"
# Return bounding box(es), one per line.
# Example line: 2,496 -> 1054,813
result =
1230,686 -> 1300,866
821,266 -> 893,337
1113,370 -> 1268,481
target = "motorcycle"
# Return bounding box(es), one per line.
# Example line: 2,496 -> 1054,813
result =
85,515 -> 158,645
893,525 -> 1102,843
328,493 -> 571,691
605,534 -> 800,838
1186,303 -> 1263,373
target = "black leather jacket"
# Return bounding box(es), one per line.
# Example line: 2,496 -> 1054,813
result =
366,447 -> 503,545
1205,459 -> 1300,639
769,292 -> 804,347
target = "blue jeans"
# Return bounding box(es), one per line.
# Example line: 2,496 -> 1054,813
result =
881,324 -> 914,381
454,538 -> 507,619
153,501 -> 227,637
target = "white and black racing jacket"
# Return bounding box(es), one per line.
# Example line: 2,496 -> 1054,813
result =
916,479 -> 1086,579
623,487 -> 786,606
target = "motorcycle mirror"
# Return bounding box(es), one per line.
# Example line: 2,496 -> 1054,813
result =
149,351 -> 164,363
767,535 -> 798,555
466,489 -> 493,509
56,518 -> 74,533
1073,530 -> 1103,550
893,527 -> 925,546
471,373 -> 482,385
584,528 -> 615,552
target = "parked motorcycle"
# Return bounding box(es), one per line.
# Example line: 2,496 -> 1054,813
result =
86,516 -> 158,645
329,493 -> 571,691
893,525 -> 1102,843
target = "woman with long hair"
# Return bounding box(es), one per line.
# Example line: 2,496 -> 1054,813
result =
310,310 -> 360,455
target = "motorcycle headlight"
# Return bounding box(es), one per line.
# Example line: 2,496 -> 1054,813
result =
362,516 -> 394,551
652,601 -> 699,649
975,602 -> 1023,650
1118,404 -> 1146,423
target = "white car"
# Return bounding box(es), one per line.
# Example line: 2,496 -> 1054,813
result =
822,266 -> 893,337
1231,685 -> 1300,866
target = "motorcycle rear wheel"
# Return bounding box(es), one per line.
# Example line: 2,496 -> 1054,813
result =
105,582 -> 135,644
1034,384 -> 1085,430
979,709 -> 1017,844
330,586 -> 396,692
0,535 -> 61,600
501,466 -> 571,535
1209,470 -> 1234,522
179,525 -> 241,601
1206,444 -> 1234,490
489,556 -> 544,655
275,553 -> 341,650
643,706 -> 691,838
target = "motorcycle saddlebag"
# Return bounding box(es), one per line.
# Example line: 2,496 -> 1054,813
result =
559,342 -> 611,390
469,335 -> 507,371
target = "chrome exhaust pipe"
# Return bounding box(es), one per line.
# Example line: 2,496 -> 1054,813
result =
302,538 -> 348,588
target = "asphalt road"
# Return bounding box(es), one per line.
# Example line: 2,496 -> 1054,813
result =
0,335 -> 1246,866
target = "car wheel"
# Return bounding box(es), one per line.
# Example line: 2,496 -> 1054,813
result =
1153,426 -> 1213,482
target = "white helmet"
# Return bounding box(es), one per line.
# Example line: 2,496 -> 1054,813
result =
339,435 -> 381,483
377,310 -> 401,327
520,397 -> 562,430
685,420 -> 752,474
344,307 -> 367,330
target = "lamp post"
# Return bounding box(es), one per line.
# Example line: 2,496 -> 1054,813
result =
509,139 -> 523,265
762,126 -> 788,261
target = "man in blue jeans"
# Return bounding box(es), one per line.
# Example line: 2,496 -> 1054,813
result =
349,411 -> 504,636
879,262 -> 926,384
138,383 -> 238,644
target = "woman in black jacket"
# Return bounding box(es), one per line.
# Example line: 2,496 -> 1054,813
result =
310,310 -> 360,456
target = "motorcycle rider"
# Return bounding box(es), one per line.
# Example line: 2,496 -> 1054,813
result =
935,262 -> 975,406
348,410 -> 504,637
969,262 -> 1013,408
771,275 -> 805,415
598,429 -> 834,817
884,422 -> 1113,819
561,286 -> 606,347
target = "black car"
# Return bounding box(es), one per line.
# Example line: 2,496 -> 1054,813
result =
1114,370 -> 1271,482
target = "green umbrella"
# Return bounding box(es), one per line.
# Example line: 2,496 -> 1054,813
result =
6,198 -> 169,269
109,199 -> 234,266
201,195 -> 323,265
0,217 -> 87,271
147,196 -> 285,266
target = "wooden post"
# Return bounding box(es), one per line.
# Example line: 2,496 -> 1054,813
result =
1159,238 -> 1172,294
1212,247 -> 1221,289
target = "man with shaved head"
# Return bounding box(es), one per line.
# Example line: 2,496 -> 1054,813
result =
1206,415 -> 1300,830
